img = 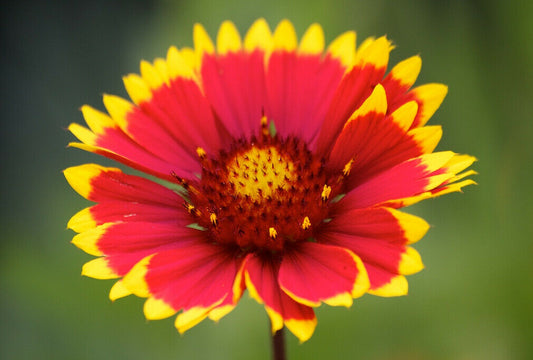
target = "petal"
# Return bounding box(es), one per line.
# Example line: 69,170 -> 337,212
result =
354,36 -> 394,70
109,279 -> 132,301
278,242 -> 369,308
193,23 -> 215,64
200,51 -> 267,140
63,164 -> 182,206
326,31 -> 356,68
365,264 -> 409,297
338,152 -> 473,210
81,257 -> 118,279
265,51 -> 345,143
216,20 -> 242,54
123,244 -> 242,333
299,23 -> 325,54
314,63 -> 389,155
244,18 -> 272,52
381,55 -> 422,105
72,221 -> 203,276
243,254 -> 317,342
70,105 -> 200,180
326,233 -> 423,275
327,207 -> 429,245
409,83 -> 448,127
68,202 -> 187,233
272,19 -> 297,52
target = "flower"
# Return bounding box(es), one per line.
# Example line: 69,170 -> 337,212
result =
64,19 -> 475,342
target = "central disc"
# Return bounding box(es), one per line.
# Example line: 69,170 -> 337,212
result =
227,146 -> 297,200
189,136 -> 334,252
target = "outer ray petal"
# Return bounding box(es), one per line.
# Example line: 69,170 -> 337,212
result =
278,243 -> 369,308
410,83 -> 448,127
63,164 -> 182,206
68,202 -> 187,233
326,31 -> 356,68
140,60 -> 166,90
81,257 -> 118,279
193,23 -> 215,63
144,296 -> 177,320
299,23 -> 324,54
326,207 -> 429,245
314,51 -> 390,154
166,46 -> 197,81
389,101 -> 418,132
124,244 -> 242,333
365,264 -> 409,297
109,279 -> 132,301
319,231 -> 422,276
265,46 -> 345,143
217,20 -> 242,54
243,254 -> 317,342
272,19 -> 297,51
339,152 -> 470,211
354,36 -> 393,70
200,50 -> 267,140
123,74 -> 152,105
389,55 -> 422,89
244,18 -> 272,52
407,125 -> 443,153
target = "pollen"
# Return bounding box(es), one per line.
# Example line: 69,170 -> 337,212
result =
321,185 -> 332,201
343,159 -> 354,176
210,213 -> 218,226
227,146 -> 297,200
269,227 -> 278,239
196,147 -> 207,158
301,216 -> 311,230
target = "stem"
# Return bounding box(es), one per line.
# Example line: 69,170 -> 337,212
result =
271,326 -> 286,360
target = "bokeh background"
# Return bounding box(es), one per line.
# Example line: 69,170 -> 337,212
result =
2,0 -> 532,359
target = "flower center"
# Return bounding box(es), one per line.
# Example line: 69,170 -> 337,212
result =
185,126 -> 337,252
227,146 -> 297,201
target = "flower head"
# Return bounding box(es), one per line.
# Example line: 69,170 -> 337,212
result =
65,19 -> 475,342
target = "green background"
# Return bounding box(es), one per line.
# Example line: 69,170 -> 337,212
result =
2,0 -> 532,359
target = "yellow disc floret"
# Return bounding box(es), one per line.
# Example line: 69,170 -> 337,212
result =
227,146 -> 297,200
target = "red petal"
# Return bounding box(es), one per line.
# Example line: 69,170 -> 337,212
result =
244,253 -> 317,342
314,64 -> 387,155
337,152 -> 456,211
266,52 -> 344,143
201,51 -> 267,140
143,244 -> 242,311
278,242 -> 369,307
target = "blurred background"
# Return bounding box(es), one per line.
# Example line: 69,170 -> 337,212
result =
1,0 -> 532,359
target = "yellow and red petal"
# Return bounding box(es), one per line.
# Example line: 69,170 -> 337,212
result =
109,279 -> 132,301
299,23 -> 325,55
73,221 -> 205,277
243,18 -> 272,52
278,242 -> 369,307
63,164 -> 182,205
314,54 -> 391,155
243,254 -> 317,342
326,30 -> 356,69
327,88 -> 443,187
123,243 -> 242,332
327,207 -> 429,245
319,231 -> 423,277
365,264 -> 409,297
68,202 -> 187,233
338,152 -> 474,211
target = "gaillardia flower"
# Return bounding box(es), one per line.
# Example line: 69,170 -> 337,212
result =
65,19 -> 475,342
